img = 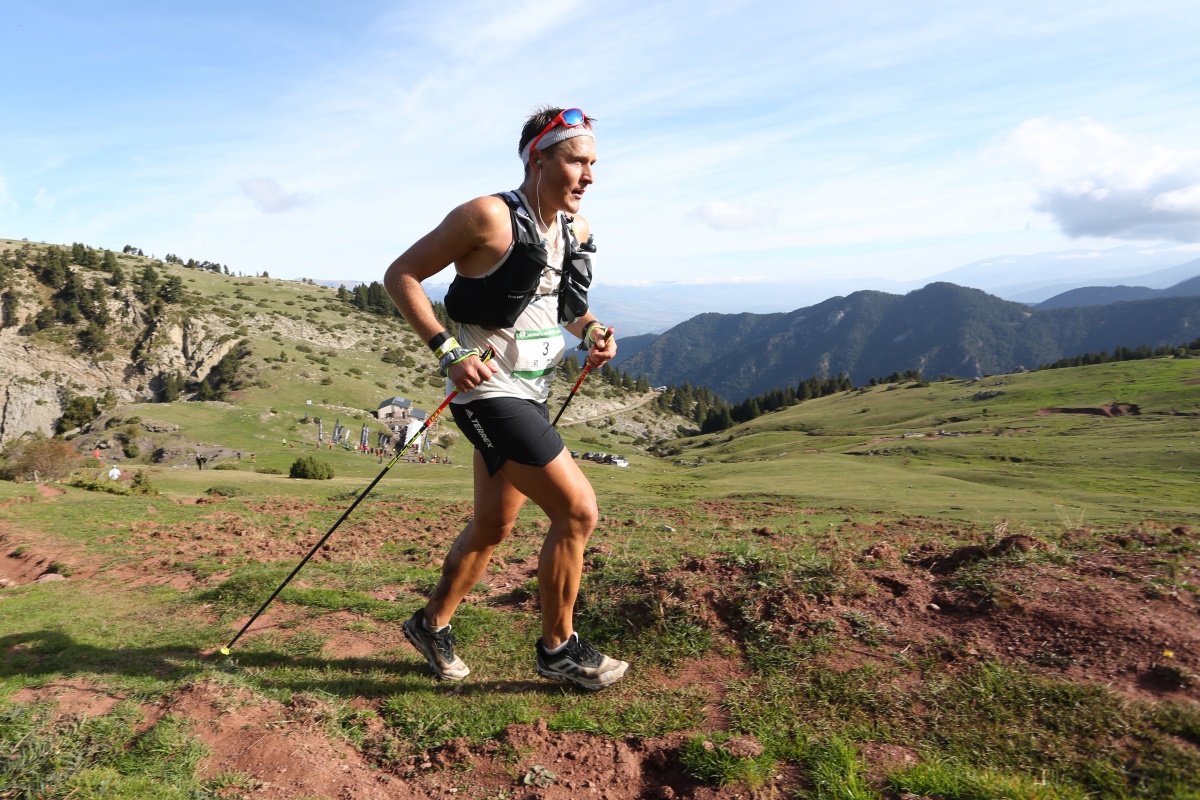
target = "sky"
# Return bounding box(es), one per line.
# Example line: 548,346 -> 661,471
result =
3,0 -> 1200,290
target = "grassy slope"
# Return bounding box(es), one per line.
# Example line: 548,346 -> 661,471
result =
667,358 -> 1200,525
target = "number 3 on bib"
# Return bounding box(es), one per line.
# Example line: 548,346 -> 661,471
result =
513,327 -> 565,380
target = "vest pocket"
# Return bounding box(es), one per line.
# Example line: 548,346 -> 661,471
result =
558,251 -> 592,324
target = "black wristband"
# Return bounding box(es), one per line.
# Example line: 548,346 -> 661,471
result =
427,331 -> 451,353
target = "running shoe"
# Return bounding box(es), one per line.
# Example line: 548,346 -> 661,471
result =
402,609 -> 470,680
536,633 -> 628,691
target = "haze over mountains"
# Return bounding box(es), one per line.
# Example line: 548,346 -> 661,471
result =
326,243 -> 1200,405
378,244 -> 1200,336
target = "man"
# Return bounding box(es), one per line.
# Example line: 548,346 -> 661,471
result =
384,106 -> 627,691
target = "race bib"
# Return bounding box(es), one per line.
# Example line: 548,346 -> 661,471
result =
513,327 -> 565,380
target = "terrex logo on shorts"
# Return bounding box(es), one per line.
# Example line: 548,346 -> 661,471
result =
464,408 -> 495,449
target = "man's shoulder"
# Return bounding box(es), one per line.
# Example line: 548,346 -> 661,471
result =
569,212 -> 590,242
449,194 -> 513,234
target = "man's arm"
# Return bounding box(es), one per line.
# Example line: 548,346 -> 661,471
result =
383,198 -> 507,389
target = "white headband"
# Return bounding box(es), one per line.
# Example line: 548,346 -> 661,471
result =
520,124 -> 594,166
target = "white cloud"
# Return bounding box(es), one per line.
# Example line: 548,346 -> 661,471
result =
0,174 -> 15,215
239,177 -> 310,214
33,187 -> 55,210
1005,118 -> 1200,242
686,200 -> 779,232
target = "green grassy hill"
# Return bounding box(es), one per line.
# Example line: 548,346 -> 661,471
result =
0,238 -> 689,481
658,358 -> 1200,524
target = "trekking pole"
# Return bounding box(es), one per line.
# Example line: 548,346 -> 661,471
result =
219,347 -> 493,656
552,363 -> 592,427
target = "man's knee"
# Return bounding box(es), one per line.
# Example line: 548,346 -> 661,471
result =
556,494 -> 598,535
469,516 -> 516,547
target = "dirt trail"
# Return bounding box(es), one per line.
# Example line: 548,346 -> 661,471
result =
558,392 -> 658,426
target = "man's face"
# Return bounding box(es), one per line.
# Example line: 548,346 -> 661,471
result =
540,136 -> 596,215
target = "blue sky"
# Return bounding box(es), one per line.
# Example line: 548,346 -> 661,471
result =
3,1 -> 1200,288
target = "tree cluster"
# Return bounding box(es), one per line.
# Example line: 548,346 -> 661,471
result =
164,253 -> 230,275
333,281 -> 457,336
0,243 -> 185,352
626,369 -> 859,436
1037,339 -> 1200,371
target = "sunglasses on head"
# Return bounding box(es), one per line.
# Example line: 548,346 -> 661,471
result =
529,108 -> 590,154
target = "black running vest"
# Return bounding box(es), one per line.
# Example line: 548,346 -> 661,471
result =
443,191 -> 593,330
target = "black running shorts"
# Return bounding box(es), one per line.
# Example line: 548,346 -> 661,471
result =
450,396 -> 565,477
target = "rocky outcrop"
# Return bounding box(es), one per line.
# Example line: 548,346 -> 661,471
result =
0,311 -> 238,444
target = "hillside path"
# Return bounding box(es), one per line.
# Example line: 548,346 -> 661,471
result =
557,391 -> 659,426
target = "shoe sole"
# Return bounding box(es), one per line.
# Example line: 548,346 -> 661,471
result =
536,660 -> 629,691
402,621 -> 470,681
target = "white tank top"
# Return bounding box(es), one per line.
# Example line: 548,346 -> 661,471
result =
450,190 -> 567,404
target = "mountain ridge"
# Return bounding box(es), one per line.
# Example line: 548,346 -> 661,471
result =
1036,273 -> 1200,310
613,282 -> 1200,401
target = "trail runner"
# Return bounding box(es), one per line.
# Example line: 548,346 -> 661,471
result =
384,106 -> 627,691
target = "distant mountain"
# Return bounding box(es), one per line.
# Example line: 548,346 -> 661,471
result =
927,249 -> 1200,302
1036,285 -> 1159,309
316,248 -> 1200,335
1036,273 -> 1200,310
1163,275 -> 1200,297
613,282 -> 1200,401
611,332 -> 659,362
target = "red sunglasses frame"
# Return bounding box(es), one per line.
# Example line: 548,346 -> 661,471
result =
528,108 -> 591,156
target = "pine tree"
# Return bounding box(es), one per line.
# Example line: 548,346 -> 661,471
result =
137,263 -> 160,305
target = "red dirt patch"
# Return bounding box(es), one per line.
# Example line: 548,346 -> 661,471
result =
121,683 -> 763,799
34,484 -> 65,498
12,679 -> 126,718
159,682 -> 424,800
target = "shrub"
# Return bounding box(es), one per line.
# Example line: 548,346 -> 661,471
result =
0,437 -> 83,482
205,485 -> 245,497
69,473 -> 130,495
56,395 -> 102,433
255,466 -> 281,475
212,463 -> 240,471
130,470 -> 157,495
122,441 -> 140,459
289,456 -> 334,480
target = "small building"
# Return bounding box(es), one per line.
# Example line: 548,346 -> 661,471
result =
376,396 -> 413,421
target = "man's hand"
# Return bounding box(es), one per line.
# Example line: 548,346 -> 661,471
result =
586,326 -> 616,369
448,353 -> 500,392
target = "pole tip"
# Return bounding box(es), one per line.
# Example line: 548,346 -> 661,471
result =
220,647 -> 231,656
